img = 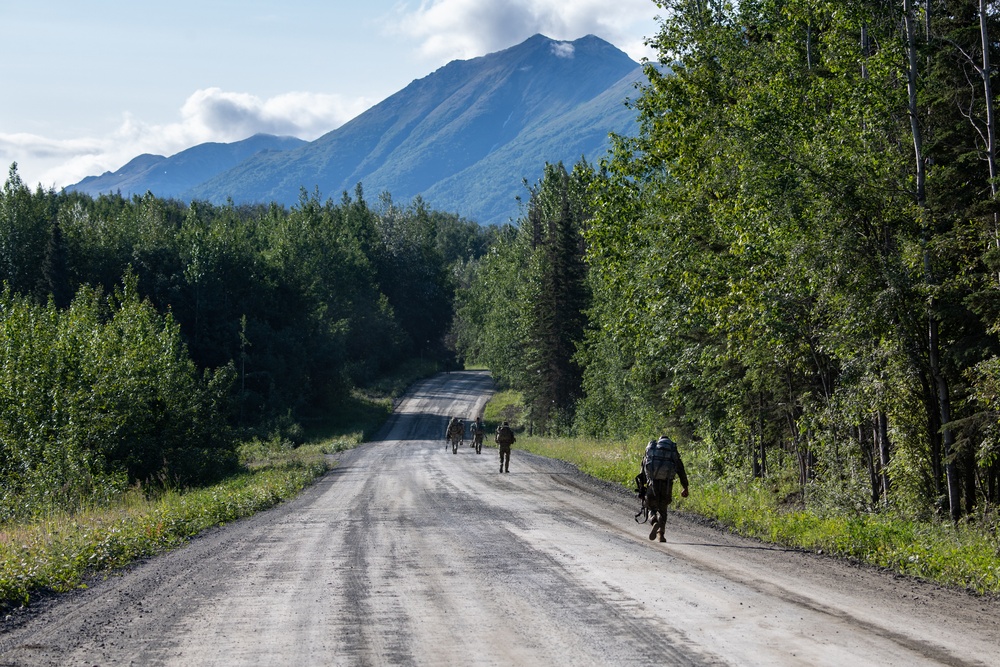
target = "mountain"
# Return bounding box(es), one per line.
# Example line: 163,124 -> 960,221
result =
69,34 -> 644,225
69,134 -> 307,200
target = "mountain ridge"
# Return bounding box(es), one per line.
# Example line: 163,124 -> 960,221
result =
68,34 -> 644,224
70,134 -> 308,200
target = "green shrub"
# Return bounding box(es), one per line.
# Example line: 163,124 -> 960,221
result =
501,401 -> 1000,595
0,277 -> 235,521
0,458 -> 328,610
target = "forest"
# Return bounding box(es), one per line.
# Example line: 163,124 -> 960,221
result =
456,0 -> 1000,524
0,168 -> 495,521
7,0 -> 1000,537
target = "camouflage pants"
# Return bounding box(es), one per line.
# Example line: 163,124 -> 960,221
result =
499,444 -> 511,471
645,479 -> 675,536
646,478 -> 675,510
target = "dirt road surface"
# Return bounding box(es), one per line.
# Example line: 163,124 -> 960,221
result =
1,371 -> 997,666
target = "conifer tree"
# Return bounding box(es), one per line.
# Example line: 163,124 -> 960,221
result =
522,162 -> 592,432
40,219 -> 72,308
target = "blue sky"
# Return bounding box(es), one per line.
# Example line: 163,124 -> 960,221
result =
0,0 -> 660,190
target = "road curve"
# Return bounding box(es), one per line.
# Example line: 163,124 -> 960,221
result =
1,370 -> 997,666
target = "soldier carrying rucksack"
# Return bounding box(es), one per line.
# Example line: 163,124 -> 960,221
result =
446,417 -> 465,453
496,421 -> 515,473
471,416 -> 485,455
637,435 -> 689,542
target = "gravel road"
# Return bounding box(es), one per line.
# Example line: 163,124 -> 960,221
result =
1,370 -> 997,666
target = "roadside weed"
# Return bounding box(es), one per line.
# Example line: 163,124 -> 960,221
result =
514,432 -> 1000,595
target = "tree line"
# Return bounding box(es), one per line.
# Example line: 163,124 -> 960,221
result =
0,166 -> 495,519
456,1 -> 1000,522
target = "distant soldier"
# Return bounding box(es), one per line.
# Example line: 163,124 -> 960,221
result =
471,417 -> 485,455
446,417 -> 465,454
495,421 -> 515,473
640,436 -> 689,542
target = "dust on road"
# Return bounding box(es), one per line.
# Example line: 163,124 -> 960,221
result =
1,371 -> 997,666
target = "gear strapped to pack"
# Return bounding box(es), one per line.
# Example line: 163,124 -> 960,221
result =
634,470 -> 650,523
643,437 -> 679,482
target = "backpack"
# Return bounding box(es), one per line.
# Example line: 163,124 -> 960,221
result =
497,425 -> 514,445
643,437 -> 678,482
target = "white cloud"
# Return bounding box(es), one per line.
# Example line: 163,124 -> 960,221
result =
1,0 -> 661,191
391,0 -> 658,63
177,88 -> 369,142
0,88 -> 373,190
551,42 -> 575,58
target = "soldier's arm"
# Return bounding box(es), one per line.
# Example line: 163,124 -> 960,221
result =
676,456 -> 689,490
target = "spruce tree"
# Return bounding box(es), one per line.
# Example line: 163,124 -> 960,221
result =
40,219 -> 72,309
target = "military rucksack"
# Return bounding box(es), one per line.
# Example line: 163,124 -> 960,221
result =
643,437 -> 678,482
496,425 -> 514,445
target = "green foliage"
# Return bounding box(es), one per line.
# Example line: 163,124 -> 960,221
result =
453,223 -> 531,386
0,458 -> 328,610
358,357 -> 441,401
570,0 -> 1000,521
517,434 -> 645,488
454,161 -> 593,433
0,277 -> 236,521
0,165 -> 50,297
483,389 -> 527,431
0,164 -> 494,525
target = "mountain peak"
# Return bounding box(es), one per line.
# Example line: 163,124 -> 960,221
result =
68,34 -> 643,225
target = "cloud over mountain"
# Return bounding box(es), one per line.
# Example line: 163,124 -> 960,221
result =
393,0 -> 656,62
69,34 -> 645,226
178,88 -> 371,140
1,89 -> 371,190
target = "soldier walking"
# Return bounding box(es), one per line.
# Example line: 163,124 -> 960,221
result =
445,416 -> 464,453
495,421 -> 515,473
472,416 -> 485,454
640,436 -> 689,542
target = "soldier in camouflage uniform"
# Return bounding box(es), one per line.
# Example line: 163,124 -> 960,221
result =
471,417 -> 485,454
495,421 -> 515,473
641,436 -> 689,542
445,417 -> 464,453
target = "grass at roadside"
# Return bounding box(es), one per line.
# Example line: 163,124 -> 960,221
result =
0,446 -> 333,612
0,360 -> 439,613
487,391 -> 1000,596
683,473 -> 1000,595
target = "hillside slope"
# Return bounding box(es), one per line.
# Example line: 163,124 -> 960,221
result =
69,34 -> 644,225
69,134 -> 307,200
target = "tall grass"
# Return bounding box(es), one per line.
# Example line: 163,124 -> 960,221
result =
490,391 -> 1000,595
0,442 -> 339,611
682,473 -> 1000,594
517,435 -> 644,487
0,465 -> 318,609
0,360 -> 436,611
